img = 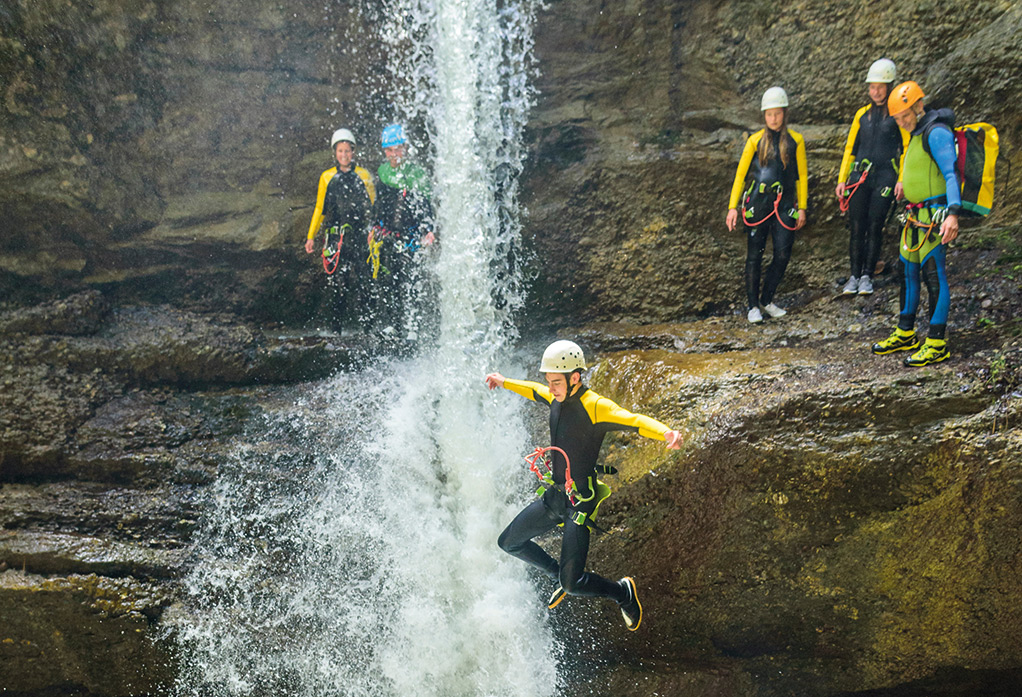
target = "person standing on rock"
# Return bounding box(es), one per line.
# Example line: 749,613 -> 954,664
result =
305,128 -> 377,326
871,81 -> 960,367
369,123 -> 436,340
835,59 -> 909,296
484,340 -> 683,631
726,86 -> 808,324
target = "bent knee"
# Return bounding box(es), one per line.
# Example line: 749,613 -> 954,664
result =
559,569 -> 585,594
497,528 -> 517,555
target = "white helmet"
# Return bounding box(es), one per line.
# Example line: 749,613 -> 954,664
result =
761,86 -> 789,111
330,128 -> 356,148
865,58 -> 897,84
540,340 -> 586,373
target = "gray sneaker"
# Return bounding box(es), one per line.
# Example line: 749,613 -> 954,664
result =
857,275 -> 874,295
842,276 -> 859,295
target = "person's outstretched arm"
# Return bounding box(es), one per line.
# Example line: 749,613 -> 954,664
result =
591,395 -> 683,449
484,373 -> 553,405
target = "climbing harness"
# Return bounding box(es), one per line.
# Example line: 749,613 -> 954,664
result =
898,203 -> 946,253
742,181 -> 799,231
367,224 -> 389,279
838,159 -> 873,214
522,445 -> 614,533
524,446 -> 575,503
321,224 -> 351,275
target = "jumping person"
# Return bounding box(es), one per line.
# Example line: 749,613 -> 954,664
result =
836,59 -> 909,295
370,124 -> 435,339
871,81 -> 959,367
726,87 -> 808,323
484,340 -> 683,631
305,128 -> 376,325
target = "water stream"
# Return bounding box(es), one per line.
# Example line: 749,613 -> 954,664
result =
173,0 -> 557,694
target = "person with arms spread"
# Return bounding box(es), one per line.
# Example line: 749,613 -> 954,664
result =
485,340 -> 683,631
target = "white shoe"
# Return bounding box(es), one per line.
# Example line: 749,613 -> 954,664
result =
762,303 -> 787,318
747,307 -> 763,323
842,276 -> 859,295
857,276 -> 874,295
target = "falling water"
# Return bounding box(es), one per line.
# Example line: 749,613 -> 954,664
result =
173,0 -> 557,695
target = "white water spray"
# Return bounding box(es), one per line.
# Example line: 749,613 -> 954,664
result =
174,0 -> 556,695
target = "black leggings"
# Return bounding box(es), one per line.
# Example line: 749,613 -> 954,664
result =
745,217 -> 794,309
846,175 -> 896,278
497,489 -> 625,602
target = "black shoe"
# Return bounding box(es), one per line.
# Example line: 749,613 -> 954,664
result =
618,577 -> 642,631
547,585 -> 566,610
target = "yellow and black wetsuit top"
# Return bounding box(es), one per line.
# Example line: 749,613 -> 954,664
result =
727,128 -> 808,212
502,378 -> 671,500
307,165 -> 376,242
837,103 -> 909,184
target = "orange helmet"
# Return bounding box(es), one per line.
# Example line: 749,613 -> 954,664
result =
888,81 -> 924,116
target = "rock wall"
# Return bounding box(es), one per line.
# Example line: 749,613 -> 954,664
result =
2,0 -> 1019,325
2,1 -> 1022,696
523,0 -> 1022,324
1,0 -> 396,323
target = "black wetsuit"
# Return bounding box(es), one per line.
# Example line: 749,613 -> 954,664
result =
839,103 -> 907,278
728,127 -> 809,310
496,379 -> 670,602
321,168 -> 374,324
322,170 -> 372,263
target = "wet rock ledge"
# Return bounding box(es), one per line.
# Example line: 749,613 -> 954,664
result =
0,290 -> 363,694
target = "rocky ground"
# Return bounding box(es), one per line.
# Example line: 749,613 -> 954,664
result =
2,224 -> 1019,695
3,0 -> 1022,694
0,291 -> 376,694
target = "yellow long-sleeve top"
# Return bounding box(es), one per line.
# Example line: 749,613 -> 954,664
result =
502,377 -> 671,498
837,103 -> 909,185
727,128 -> 808,211
307,165 -> 376,241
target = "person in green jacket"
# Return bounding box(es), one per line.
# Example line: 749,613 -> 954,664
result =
369,124 -> 436,340
871,81 -> 960,367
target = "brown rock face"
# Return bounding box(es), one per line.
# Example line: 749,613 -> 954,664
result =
0,0 -> 396,322
2,1 -> 1022,696
522,0 -> 1022,324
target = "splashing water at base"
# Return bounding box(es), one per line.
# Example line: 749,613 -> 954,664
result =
172,1 -> 557,695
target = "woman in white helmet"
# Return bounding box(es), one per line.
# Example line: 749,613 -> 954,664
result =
726,86 -> 808,324
305,128 -> 377,325
835,58 -> 909,296
484,340 -> 682,632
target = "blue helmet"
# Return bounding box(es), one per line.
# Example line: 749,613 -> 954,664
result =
381,123 -> 406,148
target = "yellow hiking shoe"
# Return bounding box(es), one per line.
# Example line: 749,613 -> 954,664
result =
904,339 -> 950,367
871,328 -> 919,355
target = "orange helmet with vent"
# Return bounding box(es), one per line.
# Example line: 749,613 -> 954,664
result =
888,81 -> 925,116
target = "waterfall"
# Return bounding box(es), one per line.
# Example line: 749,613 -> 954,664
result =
173,0 -> 558,695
